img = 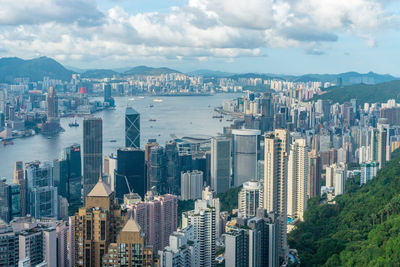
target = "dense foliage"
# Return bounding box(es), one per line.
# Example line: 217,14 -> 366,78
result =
288,149 -> 400,266
217,185 -> 242,214
311,80 -> 400,105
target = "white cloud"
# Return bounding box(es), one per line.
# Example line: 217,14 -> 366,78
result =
0,0 -> 396,67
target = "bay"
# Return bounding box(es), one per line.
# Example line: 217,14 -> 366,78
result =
0,93 -> 241,181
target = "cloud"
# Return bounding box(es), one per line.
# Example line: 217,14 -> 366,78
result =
0,0 -> 396,66
0,0 -> 103,26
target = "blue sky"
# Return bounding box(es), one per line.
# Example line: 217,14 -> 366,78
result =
0,0 -> 399,75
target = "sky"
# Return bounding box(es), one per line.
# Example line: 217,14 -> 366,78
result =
0,0 -> 399,75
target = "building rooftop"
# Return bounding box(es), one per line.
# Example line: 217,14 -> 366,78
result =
87,176 -> 113,197
126,107 -> 139,115
121,217 -> 141,233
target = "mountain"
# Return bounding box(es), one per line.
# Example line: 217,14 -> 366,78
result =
0,56 -> 74,82
294,71 -> 397,84
123,65 -> 181,76
187,69 -> 235,77
311,80 -> 400,104
81,69 -> 119,79
288,149 -> 400,266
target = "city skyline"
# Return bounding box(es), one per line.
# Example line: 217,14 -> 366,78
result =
0,0 -> 399,75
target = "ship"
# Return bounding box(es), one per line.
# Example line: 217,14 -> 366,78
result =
149,104 -> 154,108
153,98 -> 163,103
68,119 -> 79,127
212,115 -> 223,119
149,119 -> 157,122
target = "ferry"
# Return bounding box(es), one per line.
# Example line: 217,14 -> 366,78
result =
68,120 -> 79,127
153,98 -> 163,103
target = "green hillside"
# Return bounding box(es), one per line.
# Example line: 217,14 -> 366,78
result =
81,69 -> 118,79
0,56 -> 74,82
288,149 -> 400,266
124,65 -> 180,76
311,80 -> 400,104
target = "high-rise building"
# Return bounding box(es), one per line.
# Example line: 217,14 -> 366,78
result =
149,145 -> 167,194
102,217 -> 154,267
287,139 -> 308,221
63,144 -> 82,213
308,150 -> 321,199
182,206 -> 216,267
360,161 -> 379,185
224,209 -> 279,267
377,126 -> 387,169
125,107 -> 140,148
46,86 -> 58,119
260,92 -> 274,133
211,136 -> 231,194
25,161 -> 58,219
0,220 -> 19,266
334,164 -> 347,196
232,129 -> 261,186
14,161 -> 26,216
127,192 -> 178,253
181,170 -> 203,200
0,179 -> 10,222
83,117 -> 103,197
264,129 -> 288,259
103,84 -> 115,107
158,224 -> 200,267
238,180 -> 264,219
115,148 -> 146,201
104,153 -> 117,190
165,140 -> 180,194
73,176 -> 126,267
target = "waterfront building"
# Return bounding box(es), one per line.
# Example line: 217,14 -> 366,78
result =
264,129 -> 289,259
103,84 -> 115,107
73,176 -> 126,267
125,107 -> 140,148
211,136 -> 231,194
83,117 -> 103,197
181,170 -> 203,200
238,180 -> 264,218
115,148 -> 146,201
232,129 -> 261,186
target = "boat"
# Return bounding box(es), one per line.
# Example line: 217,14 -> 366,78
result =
153,98 -> 163,103
138,96 -> 145,99
149,119 -> 157,122
226,118 -> 233,122
129,98 -> 135,101
3,139 -> 14,146
212,115 -> 223,119
109,139 -> 117,143
69,118 -> 79,127
149,104 -> 154,108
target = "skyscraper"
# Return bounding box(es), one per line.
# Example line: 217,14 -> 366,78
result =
238,180 -> 264,219
64,144 -> 82,213
83,117 -> 103,197
46,86 -> 58,119
232,129 -> 261,187
127,193 -> 178,253
0,220 -> 19,266
74,176 -> 126,267
115,148 -> 146,201
103,83 -> 115,107
211,136 -> 231,194
102,218 -> 154,267
264,129 -> 289,259
181,170 -> 203,200
377,126 -> 387,169
308,150 -> 321,199
149,145 -> 167,194
125,107 -> 140,148
287,139 -> 308,221
25,161 -> 58,219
